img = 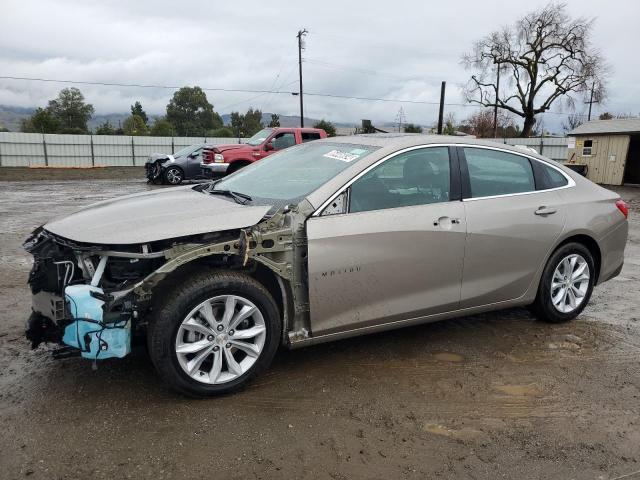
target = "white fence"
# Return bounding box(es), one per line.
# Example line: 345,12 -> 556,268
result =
0,132 -> 570,167
0,132 -> 246,167
501,137 -> 569,162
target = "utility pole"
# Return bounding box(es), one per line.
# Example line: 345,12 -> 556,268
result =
493,62 -> 501,138
395,107 -> 406,133
437,81 -> 446,135
587,81 -> 595,121
297,29 -> 308,128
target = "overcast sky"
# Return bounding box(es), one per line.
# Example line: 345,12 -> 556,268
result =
1,0 -> 638,132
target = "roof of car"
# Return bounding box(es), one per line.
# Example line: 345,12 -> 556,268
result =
320,133 -> 551,161
305,133 -> 576,209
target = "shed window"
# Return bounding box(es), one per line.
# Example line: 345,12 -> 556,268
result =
582,139 -> 593,156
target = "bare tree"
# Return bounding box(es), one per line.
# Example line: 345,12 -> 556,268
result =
459,109 -> 519,138
562,112 -> 585,132
462,3 -> 608,137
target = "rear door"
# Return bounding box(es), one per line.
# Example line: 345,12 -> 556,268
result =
306,146 -> 466,336
458,146 -> 568,308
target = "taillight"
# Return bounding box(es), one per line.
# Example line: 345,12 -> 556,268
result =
616,199 -> 629,219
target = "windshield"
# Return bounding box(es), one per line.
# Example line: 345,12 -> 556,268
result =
212,142 -> 378,205
246,128 -> 273,146
172,145 -> 199,158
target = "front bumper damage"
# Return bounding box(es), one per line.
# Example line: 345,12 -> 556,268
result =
23,202 -> 314,360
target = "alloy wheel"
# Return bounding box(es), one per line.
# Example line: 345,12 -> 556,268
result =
175,295 -> 266,384
165,167 -> 183,184
550,254 -> 590,314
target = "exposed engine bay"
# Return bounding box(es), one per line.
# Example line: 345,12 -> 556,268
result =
24,202 -> 313,361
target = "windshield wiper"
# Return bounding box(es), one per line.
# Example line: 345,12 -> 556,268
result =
207,188 -> 253,205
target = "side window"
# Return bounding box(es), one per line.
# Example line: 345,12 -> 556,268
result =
350,147 -> 451,213
271,132 -> 296,150
190,148 -> 202,160
534,160 -> 569,189
582,139 -> 593,156
464,148 -> 535,198
301,132 -> 321,142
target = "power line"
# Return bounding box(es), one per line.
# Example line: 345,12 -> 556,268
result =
0,74 -> 587,117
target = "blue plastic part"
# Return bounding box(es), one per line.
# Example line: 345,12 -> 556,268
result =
62,284 -> 131,360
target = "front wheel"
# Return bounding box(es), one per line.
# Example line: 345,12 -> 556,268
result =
531,242 -> 595,323
164,166 -> 184,185
147,271 -> 281,397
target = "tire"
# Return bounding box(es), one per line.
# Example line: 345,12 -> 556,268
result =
531,242 -> 595,323
226,162 -> 249,176
163,166 -> 184,185
147,270 -> 281,397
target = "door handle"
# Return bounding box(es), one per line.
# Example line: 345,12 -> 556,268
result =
534,206 -> 557,216
433,217 -> 461,228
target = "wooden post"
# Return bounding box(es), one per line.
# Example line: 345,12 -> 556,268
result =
131,137 -> 135,166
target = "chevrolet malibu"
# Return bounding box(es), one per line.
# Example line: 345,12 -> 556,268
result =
24,135 -> 628,397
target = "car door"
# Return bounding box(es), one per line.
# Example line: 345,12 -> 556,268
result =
184,147 -> 203,177
306,146 -> 466,336
263,131 -> 297,158
458,146 -> 568,308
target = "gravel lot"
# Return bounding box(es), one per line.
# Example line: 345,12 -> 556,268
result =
1,169 -> 639,479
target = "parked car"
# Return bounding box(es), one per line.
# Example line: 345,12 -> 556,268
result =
24,135 -> 628,397
200,127 -> 327,177
145,144 -> 211,185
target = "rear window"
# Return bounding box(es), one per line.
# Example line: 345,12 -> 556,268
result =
535,161 -> 569,189
301,132 -> 321,142
464,148 -> 535,197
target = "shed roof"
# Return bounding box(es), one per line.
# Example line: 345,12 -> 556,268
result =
569,118 -> 640,136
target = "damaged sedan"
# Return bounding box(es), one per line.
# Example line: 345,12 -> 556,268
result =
24,135 -> 628,397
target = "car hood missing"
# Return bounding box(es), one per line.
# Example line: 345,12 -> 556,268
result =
44,186 -> 271,245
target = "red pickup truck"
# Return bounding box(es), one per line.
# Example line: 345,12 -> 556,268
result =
201,127 -> 327,177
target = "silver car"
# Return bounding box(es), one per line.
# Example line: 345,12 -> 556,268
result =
24,135 -> 628,397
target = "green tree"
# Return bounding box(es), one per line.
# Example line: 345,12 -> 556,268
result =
123,114 -> 148,135
131,101 -> 148,125
208,127 -> 235,138
599,112 -> 613,120
166,86 -> 222,136
95,120 -> 116,135
47,87 -> 94,133
0,123 -> 8,132
404,123 -> 423,133
230,111 -> 244,136
243,108 -> 263,136
229,108 -> 264,137
150,118 -> 174,136
268,113 -> 280,128
21,107 -> 60,133
313,119 -> 337,137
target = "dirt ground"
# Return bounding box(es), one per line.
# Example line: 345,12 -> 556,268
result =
1,168 -> 639,480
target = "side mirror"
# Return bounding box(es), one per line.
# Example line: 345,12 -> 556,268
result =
264,142 -> 274,151
189,152 -> 198,159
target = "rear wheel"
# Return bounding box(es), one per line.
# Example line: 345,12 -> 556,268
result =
164,166 -> 184,185
531,242 -> 595,323
147,271 -> 281,397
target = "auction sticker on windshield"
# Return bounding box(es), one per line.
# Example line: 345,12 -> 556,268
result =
323,149 -> 360,162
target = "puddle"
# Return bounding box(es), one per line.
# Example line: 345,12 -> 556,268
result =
494,384 -> 542,397
433,352 -> 464,362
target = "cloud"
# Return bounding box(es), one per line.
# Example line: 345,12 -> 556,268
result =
1,0 -> 639,132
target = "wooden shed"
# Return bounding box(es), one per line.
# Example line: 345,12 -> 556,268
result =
567,119 -> 640,185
